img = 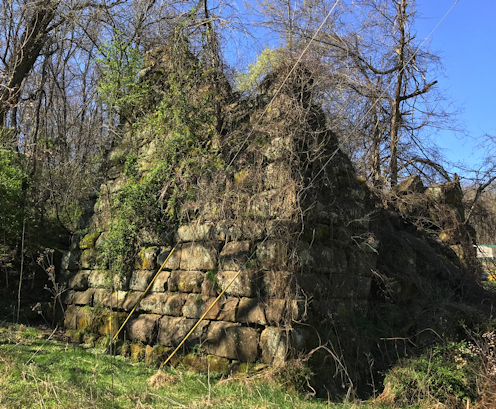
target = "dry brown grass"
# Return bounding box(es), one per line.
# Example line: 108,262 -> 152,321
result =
147,369 -> 178,389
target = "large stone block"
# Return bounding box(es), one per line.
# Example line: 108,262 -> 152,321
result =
89,210 -> 111,232
88,270 -> 110,288
217,298 -> 239,322
248,188 -> 296,219
64,305 -> 79,329
265,219 -> 298,239
219,241 -> 251,270
107,176 -> 126,194
162,293 -> 187,316
301,223 -> 331,244
87,270 -> 129,290
126,314 -> 161,344
176,223 -> 214,242
65,289 -> 95,306
137,228 -> 165,246
135,247 -> 160,270
129,270 -> 156,292
113,272 -> 130,290
181,294 -> 237,322
264,162 -> 292,190
182,294 -> 210,319
157,316 -> 209,347
236,298 -> 267,325
106,162 -> 124,179
426,181 -> 463,205
67,270 -> 90,291
262,270 -> 293,298
294,273 -> 331,299
298,243 -> 349,275
168,270 -> 204,293
257,240 -> 287,270
240,220 -> 265,241
81,248 -> 98,269
76,307 -> 98,332
95,231 -> 108,249
180,243 -> 218,271
92,289 -> 107,305
264,299 -> 286,325
331,248 -> 348,275
182,354 -> 231,374
306,201 -> 339,225
201,279 -> 218,297
328,274 -> 372,300
61,250 -> 81,271
98,311 -> 127,336
123,291 -> 143,311
216,270 -> 259,298
157,247 -> 181,270
310,245 -> 333,274
346,247 -> 377,278
150,271 -> 170,293
260,326 -> 312,366
394,175 -> 425,195
214,222 -> 242,242
204,322 -> 259,362
287,299 -> 306,321
263,137 -> 292,162
79,232 -> 102,250
260,327 -> 289,366
101,290 -> 129,310
140,293 -> 167,314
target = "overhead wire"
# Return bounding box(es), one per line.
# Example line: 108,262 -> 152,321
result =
227,0 -> 342,168
159,3 -> 343,368
158,0 -> 460,370
308,0 -> 461,185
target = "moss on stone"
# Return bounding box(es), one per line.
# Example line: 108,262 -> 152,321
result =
79,232 -> 101,250
130,342 -> 146,362
145,345 -> 171,366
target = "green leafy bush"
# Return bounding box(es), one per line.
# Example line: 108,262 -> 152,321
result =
98,40 -> 224,274
235,47 -> 284,93
0,149 -> 27,247
383,341 -> 480,407
96,36 -> 147,121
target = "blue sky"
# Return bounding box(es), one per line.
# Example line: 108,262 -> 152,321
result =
415,0 -> 496,174
229,0 -> 495,179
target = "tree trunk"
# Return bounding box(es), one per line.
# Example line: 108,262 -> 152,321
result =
389,0 -> 407,187
0,1 -> 59,126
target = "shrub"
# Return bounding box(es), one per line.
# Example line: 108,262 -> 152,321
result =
0,149 -> 28,247
381,341 -> 480,407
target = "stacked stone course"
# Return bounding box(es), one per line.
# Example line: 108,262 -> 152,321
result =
61,47 -> 380,366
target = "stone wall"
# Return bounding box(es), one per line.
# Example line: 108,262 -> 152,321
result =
61,47 -> 380,366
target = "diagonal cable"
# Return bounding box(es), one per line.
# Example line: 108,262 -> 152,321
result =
227,0 -> 342,168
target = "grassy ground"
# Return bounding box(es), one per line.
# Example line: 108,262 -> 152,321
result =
0,322 -> 381,409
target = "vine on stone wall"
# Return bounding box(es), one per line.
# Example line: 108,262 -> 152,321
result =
99,36 -> 225,275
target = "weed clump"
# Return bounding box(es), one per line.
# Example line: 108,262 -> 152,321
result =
148,369 -> 178,389
377,332 -> 496,408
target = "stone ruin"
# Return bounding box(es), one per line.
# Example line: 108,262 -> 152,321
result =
60,44 -> 478,370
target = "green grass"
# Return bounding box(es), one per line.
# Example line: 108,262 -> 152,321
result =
0,323 -> 381,409
482,280 -> 496,291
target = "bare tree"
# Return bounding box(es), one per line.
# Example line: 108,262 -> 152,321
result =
251,0 -> 456,187
0,0 -> 197,239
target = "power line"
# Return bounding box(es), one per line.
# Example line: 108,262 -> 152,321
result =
309,0 -> 460,185
227,0 -> 342,168
159,0 -> 461,370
